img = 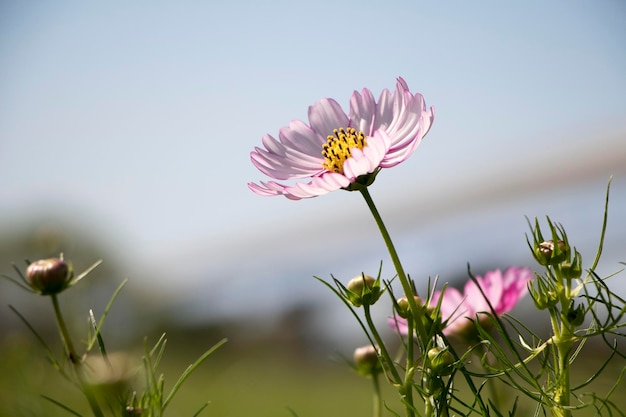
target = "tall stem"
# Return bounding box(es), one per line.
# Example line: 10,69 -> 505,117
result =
549,266 -> 573,417
552,338 -> 572,417
361,188 -> 428,417
51,294 -> 79,364
51,295 -> 104,417
359,189 -> 427,342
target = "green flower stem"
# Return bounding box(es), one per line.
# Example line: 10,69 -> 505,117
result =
423,384 -> 435,417
552,339 -> 572,417
363,305 -> 416,417
51,294 -> 104,417
548,266 -> 574,417
359,189 -> 427,343
403,316 -> 417,417
363,305 -> 402,385
51,294 -> 79,363
361,188 -> 423,417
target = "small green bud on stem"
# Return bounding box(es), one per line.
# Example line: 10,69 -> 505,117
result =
427,347 -> 454,376
396,295 -> 423,319
353,345 -> 382,377
346,274 -> 381,307
566,302 -> 585,327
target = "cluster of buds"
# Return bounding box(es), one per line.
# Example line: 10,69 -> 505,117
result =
528,217 -> 582,279
527,217 -> 586,326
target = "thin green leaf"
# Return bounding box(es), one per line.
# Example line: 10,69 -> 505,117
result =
12,262 -> 30,284
86,279 -> 127,351
163,338 -> 227,409
69,259 -> 103,286
8,305 -> 66,374
314,275 -> 376,348
192,402 -> 210,417
151,335 -> 168,372
42,395 -> 83,417
88,309 -> 109,362
587,176 -> 612,276
1,273 -> 32,292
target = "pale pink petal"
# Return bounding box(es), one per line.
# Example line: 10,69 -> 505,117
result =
308,98 -> 349,137
425,267 -> 532,338
349,88 -> 377,135
279,119 -> 328,156
342,148 -> 374,181
380,102 -> 434,168
341,131 -> 390,181
499,267 -> 532,313
388,316 -> 409,336
432,287 -> 466,323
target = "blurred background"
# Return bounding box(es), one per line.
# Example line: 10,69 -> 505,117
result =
1,1 -> 625,416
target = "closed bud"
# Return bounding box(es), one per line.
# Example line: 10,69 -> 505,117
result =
396,296 -> 422,319
346,274 -> 381,307
427,347 -> 454,376
561,250 -> 583,280
424,304 -> 443,335
353,345 -> 382,377
83,351 -> 134,393
26,258 -> 72,295
528,275 -> 559,310
529,217 -> 573,267
566,302 -> 585,327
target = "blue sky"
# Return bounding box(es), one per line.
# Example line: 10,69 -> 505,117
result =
1,1 -> 625,314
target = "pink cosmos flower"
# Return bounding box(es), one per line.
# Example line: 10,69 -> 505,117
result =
248,78 -> 434,200
390,267 -> 533,339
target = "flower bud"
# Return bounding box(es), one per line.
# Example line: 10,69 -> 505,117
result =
529,217 -> 573,266
528,275 -> 559,310
396,296 -> 423,319
566,302 -> 585,327
25,258 -> 72,295
83,352 -> 135,408
424,305 -> 443,335
346,274 -> 381,307
561,250 -> 583,280
353,345 -> 382,377
427,347 -> 454,376
534,240 -> 568,266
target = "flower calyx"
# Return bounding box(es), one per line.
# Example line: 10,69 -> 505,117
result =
528,272 -> 560,310
528,217 -> 577,267
426,347 -> 455,376
341,273 -> 383,307
565,301 -> 585,327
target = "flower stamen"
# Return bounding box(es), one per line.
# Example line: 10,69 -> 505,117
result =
321,127 -> 367,174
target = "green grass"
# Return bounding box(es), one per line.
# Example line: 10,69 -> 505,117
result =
1,332 -> 624,417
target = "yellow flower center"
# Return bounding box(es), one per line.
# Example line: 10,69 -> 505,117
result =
321,127 -> 367,174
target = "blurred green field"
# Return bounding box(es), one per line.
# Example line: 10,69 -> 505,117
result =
0,332 -> 401,417
1,328 -> 625,417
